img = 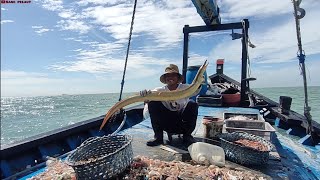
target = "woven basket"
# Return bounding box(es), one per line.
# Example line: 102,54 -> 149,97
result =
66,135 -> 133,179
219,132 -> 273,166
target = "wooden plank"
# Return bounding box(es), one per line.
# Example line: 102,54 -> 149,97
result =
159,145 -> 189,154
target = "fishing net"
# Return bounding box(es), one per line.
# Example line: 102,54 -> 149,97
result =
66,135 -> 133,179
219,132 -> 273,166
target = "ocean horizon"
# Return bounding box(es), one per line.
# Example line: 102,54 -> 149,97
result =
1,86 -> 319,146
2,85 -> 319,98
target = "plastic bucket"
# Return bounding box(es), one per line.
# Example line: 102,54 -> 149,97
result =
222,93 -> 240,106
202,116 -> 224,139
186,65 -> 208,100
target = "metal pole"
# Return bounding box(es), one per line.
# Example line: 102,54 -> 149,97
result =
182,25 -> 190,83
292,0 -> 313,141
182,22 -> 244,83
240,19 -> 249,105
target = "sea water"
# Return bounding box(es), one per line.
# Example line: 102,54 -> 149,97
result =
1,87 -> 319,146
0,93 -> 134,147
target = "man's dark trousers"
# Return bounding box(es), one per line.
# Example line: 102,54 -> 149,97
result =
148,101 -> 198,140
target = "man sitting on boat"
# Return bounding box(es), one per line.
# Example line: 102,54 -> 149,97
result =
140,64 -> 200,146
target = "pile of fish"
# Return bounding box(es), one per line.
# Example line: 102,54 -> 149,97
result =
226,115 -> 257,121
27,157 -> 76,180
234,139 -> 269,151
28,156 -> 267,179
123,156 -> 267,180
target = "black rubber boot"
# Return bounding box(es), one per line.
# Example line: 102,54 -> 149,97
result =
183,134 -> 196,146
146,138 -> 163,146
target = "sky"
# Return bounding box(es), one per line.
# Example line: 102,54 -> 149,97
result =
1,0 -> 320,97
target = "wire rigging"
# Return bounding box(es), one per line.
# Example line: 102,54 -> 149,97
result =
119,0 -> 138,101
292,0 -> 314,142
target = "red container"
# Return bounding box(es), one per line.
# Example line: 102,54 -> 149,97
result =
222,93 -> 240,106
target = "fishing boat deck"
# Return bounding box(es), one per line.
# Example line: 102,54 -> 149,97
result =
121,106 -> 319,180
20,106 -> 319,180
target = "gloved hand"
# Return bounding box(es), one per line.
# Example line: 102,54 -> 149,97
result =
140,89 -> 151,97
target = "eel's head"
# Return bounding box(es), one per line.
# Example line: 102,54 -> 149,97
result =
193,60 -> 208,85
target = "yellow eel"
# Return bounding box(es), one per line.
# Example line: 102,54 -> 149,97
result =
99,60 -> 208,130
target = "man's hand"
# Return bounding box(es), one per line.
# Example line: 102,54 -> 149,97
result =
201,75 -> 206,85
140,89 -> 151,97
198,75 -> 206,89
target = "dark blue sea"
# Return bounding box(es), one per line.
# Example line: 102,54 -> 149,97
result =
1,86 -> 319,146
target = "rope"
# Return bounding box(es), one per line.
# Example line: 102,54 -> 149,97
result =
119,0 -> 138,101
292,0 -> 313,140
106,0 -> 137,134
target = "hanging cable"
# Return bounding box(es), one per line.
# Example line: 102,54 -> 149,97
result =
119,0 -> 138,101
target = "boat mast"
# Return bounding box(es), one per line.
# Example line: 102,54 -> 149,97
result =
292,0 -> 313,140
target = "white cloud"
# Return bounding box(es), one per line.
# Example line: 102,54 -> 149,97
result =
39,0 -> 63,11
219,0 -> 290,20
49,51 -> 171,77
218,0 -> 319,21
32,26 -> 53,35
63,37 -> 85,42
250,60 -> 320,88
82,2 -> 203,47
77,0 -> 127,6
1,7 -> 8,11
188,53 -> 209,66
58,10 -> 76,19
35,28 -> 52,35
57,19 -> 91,34
1,20 -> 14,24
210,7 -> 320,64
1,70 -> 47,79
31,25 -> 43,28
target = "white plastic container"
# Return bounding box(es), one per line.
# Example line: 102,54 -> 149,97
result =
188,142 -> 225,167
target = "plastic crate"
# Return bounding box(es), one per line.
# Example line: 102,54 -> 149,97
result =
223,112 -> 260,121
197,95 -> 222,107
225,120 -> 265,129
223,122 -> 276,141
